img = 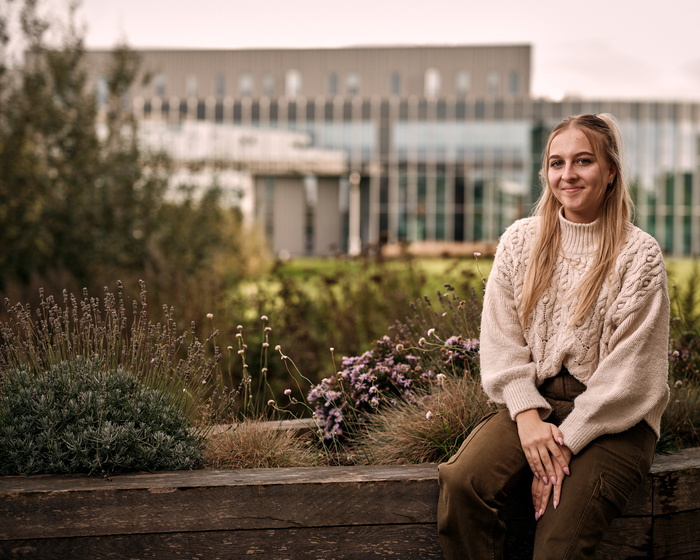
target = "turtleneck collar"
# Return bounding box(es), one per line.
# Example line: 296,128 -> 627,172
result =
558,208 -> 599,256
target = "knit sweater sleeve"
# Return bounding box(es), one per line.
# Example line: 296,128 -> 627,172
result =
480,221 -> 552,419
558,237 -> 670,454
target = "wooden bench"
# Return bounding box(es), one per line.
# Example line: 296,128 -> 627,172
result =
1,447 -> 699,559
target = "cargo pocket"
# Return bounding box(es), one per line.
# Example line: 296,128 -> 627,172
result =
598,472 -> 636,515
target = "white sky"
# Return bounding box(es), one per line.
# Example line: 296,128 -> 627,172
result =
73,0 -> 700,102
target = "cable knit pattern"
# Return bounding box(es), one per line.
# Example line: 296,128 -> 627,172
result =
480,212 -> 670,454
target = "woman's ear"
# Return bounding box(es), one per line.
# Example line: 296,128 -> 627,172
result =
608,166 -> 616,188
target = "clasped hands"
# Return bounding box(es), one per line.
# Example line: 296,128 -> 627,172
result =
515,409 -> 573,521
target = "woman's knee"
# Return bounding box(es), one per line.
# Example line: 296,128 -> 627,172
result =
439,409 -> 527,499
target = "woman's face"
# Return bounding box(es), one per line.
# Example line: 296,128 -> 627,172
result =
547,127 -> 616,223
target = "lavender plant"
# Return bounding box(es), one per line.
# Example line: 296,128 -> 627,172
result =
0,282 -> 239,475
0,281 -> 234,427
0,358 -> 204,475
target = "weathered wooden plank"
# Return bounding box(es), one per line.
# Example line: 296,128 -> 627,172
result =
0,524 -> 445,560
0,466 -> 440,540
1,450 -> 698,559
652,449 -> 700,515
595,516 -> 652,559
653,553 -> 700,560
0,520 -> 663,560
501,488 -> 653,559
652,509 -> 700,559
0,463 -> 439,493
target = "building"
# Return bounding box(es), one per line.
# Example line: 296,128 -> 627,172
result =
83,45 -> 700,257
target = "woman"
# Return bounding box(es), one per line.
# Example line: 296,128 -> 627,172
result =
437,113 -> 670,559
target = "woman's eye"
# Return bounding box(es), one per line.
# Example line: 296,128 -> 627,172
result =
577,158 -> 591,165
550,160 -> 562,168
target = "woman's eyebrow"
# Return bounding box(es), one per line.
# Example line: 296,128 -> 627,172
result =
548,151 -> 595,160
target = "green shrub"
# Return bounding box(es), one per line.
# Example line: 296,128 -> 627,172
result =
0,357 -> 205,476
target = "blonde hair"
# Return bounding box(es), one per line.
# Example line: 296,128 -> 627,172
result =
518,113 -> 632,328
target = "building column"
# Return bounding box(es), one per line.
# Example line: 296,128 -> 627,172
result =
348,171 -> 362,256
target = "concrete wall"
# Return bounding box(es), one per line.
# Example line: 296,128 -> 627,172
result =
315,176 -> 342,255
81,45 -> 532,100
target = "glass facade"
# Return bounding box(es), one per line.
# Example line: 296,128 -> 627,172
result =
138,95 -> 700,256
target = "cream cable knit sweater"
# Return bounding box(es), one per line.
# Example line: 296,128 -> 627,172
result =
480,212 -> 670,454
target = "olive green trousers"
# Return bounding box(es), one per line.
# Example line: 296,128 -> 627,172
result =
437,372 -> 656,559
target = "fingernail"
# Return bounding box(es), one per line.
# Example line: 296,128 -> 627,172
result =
550,476 -> 557,485
539,508 -> 544,518
553,500 -> 558,510
534,471 -> 540,479
558,437 -> 563,445
535,511 -> 539,521
564,467 -> 570,476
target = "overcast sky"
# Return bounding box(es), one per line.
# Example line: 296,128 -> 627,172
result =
74,0 -> 700,102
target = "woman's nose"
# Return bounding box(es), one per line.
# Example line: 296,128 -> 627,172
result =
562,163 -> 577,181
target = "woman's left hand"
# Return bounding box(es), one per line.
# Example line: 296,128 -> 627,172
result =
532,444 -> 573,519
515,409 -> 570,484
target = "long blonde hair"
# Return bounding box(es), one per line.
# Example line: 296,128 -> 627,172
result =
518,113 -> 632,328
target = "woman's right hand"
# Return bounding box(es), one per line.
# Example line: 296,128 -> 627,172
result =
515,408 -> 570,486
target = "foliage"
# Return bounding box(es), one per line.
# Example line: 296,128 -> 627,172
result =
0,1 -> 166,290
658,379 -> 700,453
0,282 -> 235,428
661,261 -> 700,452
219,255 -> 484,407
0,0 -> 261,325
306,285 -> 482,444
0,358 -> 205,476
3,258 -> 700,472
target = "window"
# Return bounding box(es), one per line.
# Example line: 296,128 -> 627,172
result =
346,72 -> 360,96
508,71 -> 519,95
215,74 -> 226,97
285,69 -> 302,98
154,74 -> 167,98
239,73 -> 253,97
487,71 -> 500,96
456,71 -> 470,96
424,68 -> 441,98
96,74 -> 108,108
391,72 -> 401,95
263,74 -> 275,96
328,73 -> 338,95
186,74 -> 198,98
